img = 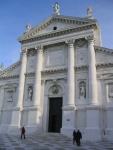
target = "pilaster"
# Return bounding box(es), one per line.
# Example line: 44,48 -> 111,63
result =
61,39 -> 76,138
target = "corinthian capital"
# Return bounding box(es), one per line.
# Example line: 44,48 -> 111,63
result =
65,39 -> 75,45
21,48 -> 28,54
35,45 -> 43,54
85,35 -> 95,41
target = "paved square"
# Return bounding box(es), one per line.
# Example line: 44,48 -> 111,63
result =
0,133 -> 113,150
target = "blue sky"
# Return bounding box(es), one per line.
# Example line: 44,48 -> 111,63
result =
0,0 -> 113,69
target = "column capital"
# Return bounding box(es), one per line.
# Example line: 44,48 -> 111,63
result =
35,45 -> 43,54
85,35 -> 95,44
41,80 -> 46,85
65,39 -> 75,46
21,48 -> 28,55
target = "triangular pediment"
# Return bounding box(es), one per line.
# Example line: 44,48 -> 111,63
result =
95,46 -> 113,65
0,61 -> 21,78
18,15 -> 97,42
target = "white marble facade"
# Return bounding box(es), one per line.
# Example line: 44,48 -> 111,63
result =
0,5 -> 113,141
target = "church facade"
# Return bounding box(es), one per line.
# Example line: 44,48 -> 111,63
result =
0,5 -> 113,141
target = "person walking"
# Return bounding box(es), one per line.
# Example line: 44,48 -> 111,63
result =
73,130 -> 77,144
21,127 -> 26,139
76,130 -> 82,146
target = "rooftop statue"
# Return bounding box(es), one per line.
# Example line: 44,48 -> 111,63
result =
86,6 -> 93,19
87,7 -> 92,16
52,2 -> 60,15
0,63 -> 4,71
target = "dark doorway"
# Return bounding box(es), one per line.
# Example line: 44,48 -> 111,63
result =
48,97 -> 62,133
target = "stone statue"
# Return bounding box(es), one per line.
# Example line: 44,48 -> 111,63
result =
0,63 -> 4,71
28,86 -> 33,100
52,2 -> 60,14
108,85 -> 113,98
87,7 -> 92,16
79,82 -> 86,99
8,92 -> 13,102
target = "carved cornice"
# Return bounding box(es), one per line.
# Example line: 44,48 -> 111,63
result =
20,23 -> 96,44
0,61 -> 21,76
0,75 -> 19,80
75,65 -> 88,70
41,68 -> 68,75
25,72 -> 35,77
96,63 -> 113,68
94,45 -> 113,54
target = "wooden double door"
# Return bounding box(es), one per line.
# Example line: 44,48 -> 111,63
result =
48,97 -> 62,133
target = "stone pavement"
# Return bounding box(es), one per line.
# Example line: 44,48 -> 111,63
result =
0,132 -> 113,150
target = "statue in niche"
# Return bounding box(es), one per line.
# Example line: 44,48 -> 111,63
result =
108,84 -> 113,98
8,92 -> 13,102
28,86 -> 33,100
52,2 -> 60,14
79,82 -> 86,99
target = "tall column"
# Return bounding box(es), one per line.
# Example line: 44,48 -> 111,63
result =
87,35 -> 97,104
8,48 -> 27,133
16,49 -> 27,107
61,39 -> 76,138
66,39 -> 75,106
84,35 -> 101,141
0,85 -> 5,125
32,45 -> 43,106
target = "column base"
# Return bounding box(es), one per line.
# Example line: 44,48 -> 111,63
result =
25,125 -> 41,133
61,127 -> 75,139
0,124 -> 20,134
102,128 -> 113,141
83,128 -> 101,141
0,124 -> 9,133
8,125 -> 20,134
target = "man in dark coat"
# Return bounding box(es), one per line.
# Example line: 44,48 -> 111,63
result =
76,130 -> 82,146
21,127 -> 26,139
73,130 -> 77,144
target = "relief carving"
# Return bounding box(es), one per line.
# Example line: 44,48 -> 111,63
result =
52,84 -> 59,94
